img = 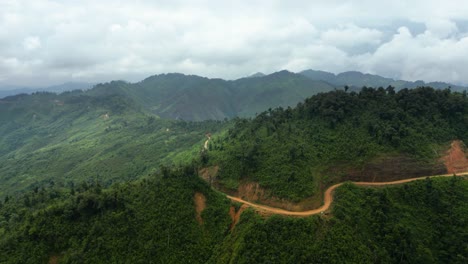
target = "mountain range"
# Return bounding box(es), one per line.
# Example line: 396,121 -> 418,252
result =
0,82 -> 466,263
0,82 -> 94,99
299,69 -> 468,92
2,70 -> 466,122
86,71 -> 334,121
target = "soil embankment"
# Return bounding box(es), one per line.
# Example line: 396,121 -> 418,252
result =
229,204 -> 248,230
443,140 -> 468,173
194,192 -> 206,224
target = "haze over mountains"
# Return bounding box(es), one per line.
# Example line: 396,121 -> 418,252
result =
0,82 -> 94,99
3,70 -> 466,122
299,69 -> 468,92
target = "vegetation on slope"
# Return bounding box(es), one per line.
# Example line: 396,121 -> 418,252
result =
89,71 -> 335,121
0,166 -> 231,263
215,176 -> 467,264
0,168 -> 466,263
0,82 -> 467,263
207,87 -> 468,201
0,91 -> 226,197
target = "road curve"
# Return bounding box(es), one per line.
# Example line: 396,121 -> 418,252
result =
225,172 -> 468,216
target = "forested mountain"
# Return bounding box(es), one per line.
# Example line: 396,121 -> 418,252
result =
90,71 -> 334,120
0,165 -> 466,263
0,74 -> 467,263
207,87 -> 468,202
0,90 -> 225,197
300,69 -> 468,92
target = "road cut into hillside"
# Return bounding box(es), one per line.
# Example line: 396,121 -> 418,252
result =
226,172 -> 468,216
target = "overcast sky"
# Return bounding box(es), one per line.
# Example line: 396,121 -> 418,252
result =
1,0 -> 468,87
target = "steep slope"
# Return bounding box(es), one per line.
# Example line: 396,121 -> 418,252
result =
1,167 -> 466,263
0,167 -> 232,263
206,87 -> 468,204
0,90 -> 226,197
213,177 -> 468,264
0,85 -> 467,263
88,71 -> 334,121
231,70 -> 335,117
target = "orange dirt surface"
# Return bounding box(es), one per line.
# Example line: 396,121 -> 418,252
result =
236,181 -> 322,211
238,182 -> 265,201
49,255 -> 59,264
194,192 -> 207,224
226,171 -> 468,217
443,140 -> 468,174
229,204 -> 248,230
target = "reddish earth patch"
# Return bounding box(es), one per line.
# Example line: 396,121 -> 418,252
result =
199,166 -> 219,184
194,192 -> 206,225
229,204 -> 248,230
237,182 -> 264,201
236,181 -> 322,211
49,255 -> 59,264
442,140 -> 468,174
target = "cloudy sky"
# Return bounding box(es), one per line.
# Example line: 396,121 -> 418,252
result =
2,0 -> 468,87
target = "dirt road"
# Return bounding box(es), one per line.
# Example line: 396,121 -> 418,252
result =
226,172 -> 468,216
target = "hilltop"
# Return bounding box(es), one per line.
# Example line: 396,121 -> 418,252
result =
206,86 -> 468,204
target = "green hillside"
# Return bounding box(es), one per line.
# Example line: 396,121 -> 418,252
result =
89,71 -> 335,121
207,87 -> 468,201
0,90 -> 225,197
1,76 -> 467,263
0,167 -> 466,263
231,70 -> 334,117
213,176 -> 468,264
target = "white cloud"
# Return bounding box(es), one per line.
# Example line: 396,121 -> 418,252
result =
425,19 -> 458,38
357,27 -> 468,84
0,0 -> 468,86
321,24 -> 383,49
23,36 -> 41,51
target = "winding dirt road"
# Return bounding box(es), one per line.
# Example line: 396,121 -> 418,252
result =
225,172 -> 468,216
203,137 -> 467,216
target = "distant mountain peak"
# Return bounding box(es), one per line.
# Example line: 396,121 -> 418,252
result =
248,72 -> 266,78
299,69 -> 467,92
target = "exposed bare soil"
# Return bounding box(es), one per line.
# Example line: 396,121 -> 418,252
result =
49,255 -> 59,264
194,192 -> 206,225
229,204 -> 248,230
199,166 -> 219,184
442,140 -> 468,173
236,181 -> 322,211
